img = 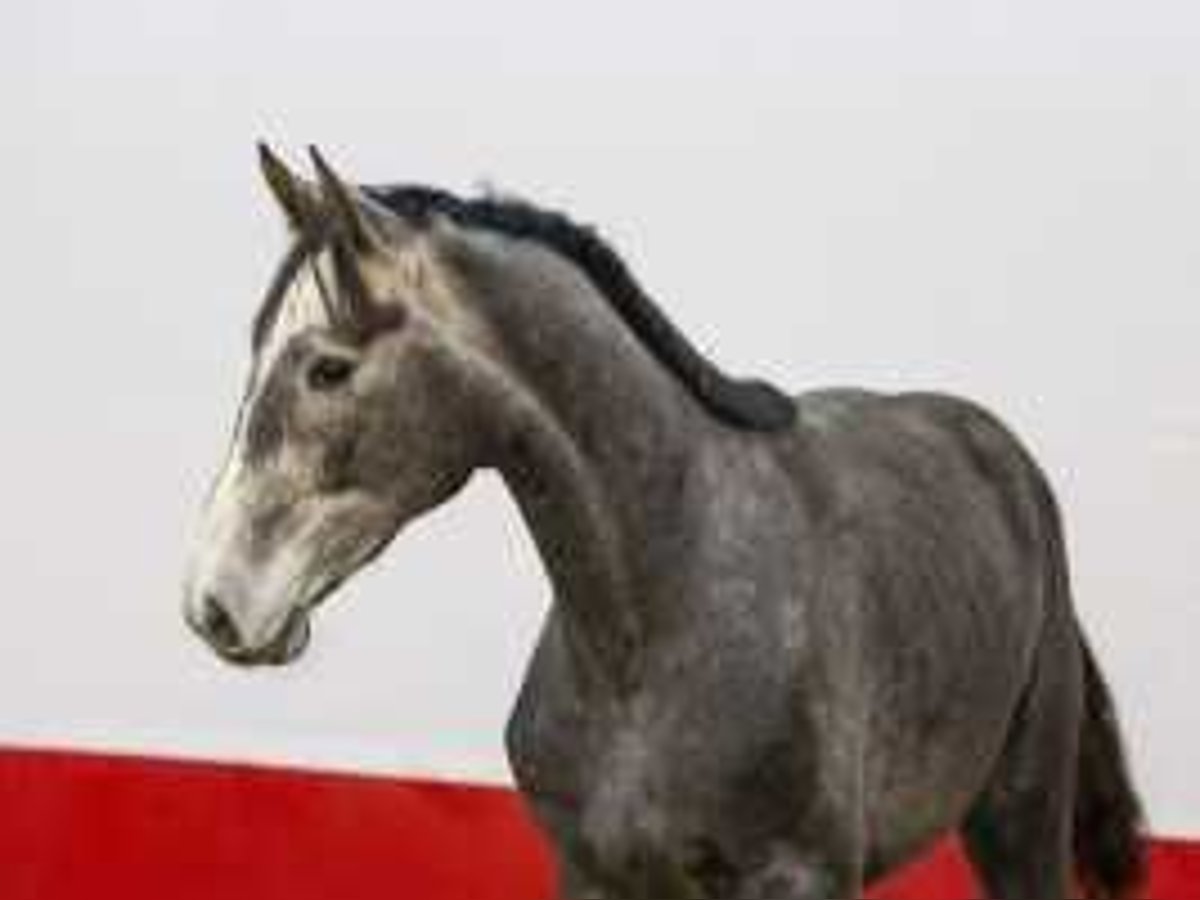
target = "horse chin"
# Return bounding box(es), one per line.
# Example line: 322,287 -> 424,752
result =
271,612 -> 312,665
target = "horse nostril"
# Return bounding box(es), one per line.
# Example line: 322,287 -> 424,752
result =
201,594 -> 243,651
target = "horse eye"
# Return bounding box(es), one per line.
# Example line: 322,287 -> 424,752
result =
306,355 -> 357,392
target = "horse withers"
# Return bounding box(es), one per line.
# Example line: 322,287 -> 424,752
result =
183,145 -> 1146,899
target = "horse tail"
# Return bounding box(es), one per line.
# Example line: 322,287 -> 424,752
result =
1073,635 -> 1148,899
1023,446 -> 1147,899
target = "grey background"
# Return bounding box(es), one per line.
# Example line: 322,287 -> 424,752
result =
2,0 -> 1197,832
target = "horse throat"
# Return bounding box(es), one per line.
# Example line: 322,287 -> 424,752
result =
496,400 -> 642,692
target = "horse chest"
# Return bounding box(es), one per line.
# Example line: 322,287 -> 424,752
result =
511,690 -> 720,884
507,615 -> 805,891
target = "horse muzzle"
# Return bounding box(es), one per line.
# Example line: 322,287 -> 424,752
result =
186,593 -> 312,667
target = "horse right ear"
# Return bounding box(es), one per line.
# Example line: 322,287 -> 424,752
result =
257,142 -> 321,234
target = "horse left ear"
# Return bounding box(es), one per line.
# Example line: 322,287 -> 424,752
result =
258,142 -> 321,234
308,145 -> 387,254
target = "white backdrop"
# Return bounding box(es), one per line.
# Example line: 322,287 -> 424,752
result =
2,0 -> 1197,834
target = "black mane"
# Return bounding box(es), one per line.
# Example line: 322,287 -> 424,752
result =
366,184 -> 796,433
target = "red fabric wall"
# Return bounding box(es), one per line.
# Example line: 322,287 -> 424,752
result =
1,748 -> 1195,899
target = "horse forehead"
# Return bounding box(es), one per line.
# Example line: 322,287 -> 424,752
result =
255,249 -> 335,375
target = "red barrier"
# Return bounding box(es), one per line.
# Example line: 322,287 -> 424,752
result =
1,748 -> 1195,899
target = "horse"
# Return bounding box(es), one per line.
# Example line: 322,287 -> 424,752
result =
183,144 -> 1146,899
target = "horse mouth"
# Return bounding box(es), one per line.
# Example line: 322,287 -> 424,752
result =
214,608 -> 312,668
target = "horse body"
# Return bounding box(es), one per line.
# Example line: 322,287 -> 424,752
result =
185,147 -> 1145,899
503,378 -> 1070,897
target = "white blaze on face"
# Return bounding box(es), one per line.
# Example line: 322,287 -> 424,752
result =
184,248 -> 340,651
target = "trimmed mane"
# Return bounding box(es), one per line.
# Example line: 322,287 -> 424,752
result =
366,185 -> 796,433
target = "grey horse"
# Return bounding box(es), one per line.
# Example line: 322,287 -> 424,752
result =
184,145 -> 1146,899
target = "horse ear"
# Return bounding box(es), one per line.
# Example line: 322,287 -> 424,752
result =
257,142 -> 321,234
308,145 -> 386,254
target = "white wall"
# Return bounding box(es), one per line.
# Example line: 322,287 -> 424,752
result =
2,0 -> 1197,834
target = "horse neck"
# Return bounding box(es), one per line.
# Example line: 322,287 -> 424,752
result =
452,234 -> 718,692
